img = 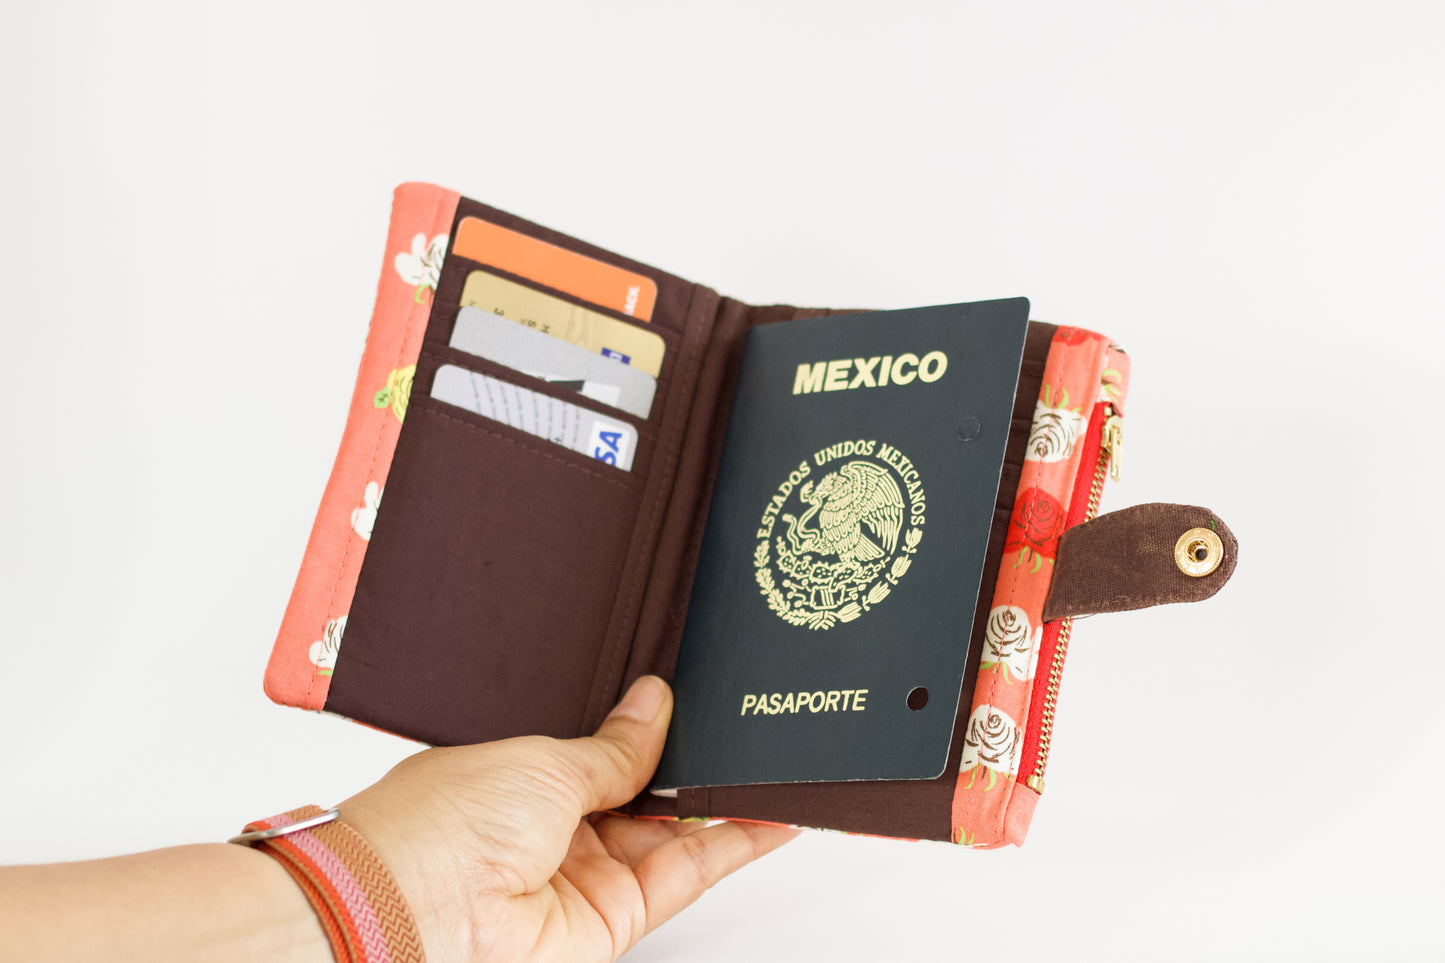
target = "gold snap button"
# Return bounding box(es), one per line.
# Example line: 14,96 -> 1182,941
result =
1175,527 -> 1223,577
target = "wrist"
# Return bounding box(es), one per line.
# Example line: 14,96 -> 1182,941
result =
337,796 -> 478,963
233,806 -> 429,963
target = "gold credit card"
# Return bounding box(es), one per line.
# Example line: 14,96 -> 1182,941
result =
460,269 -> 666,378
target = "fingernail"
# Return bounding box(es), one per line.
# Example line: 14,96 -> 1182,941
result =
612,675 -> 667,723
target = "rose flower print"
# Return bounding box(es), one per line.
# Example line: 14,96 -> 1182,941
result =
1025,384 -> 1086,464
350,482 -> 382,541
374,365 -> 415,423
981,605 -> 1039,683
308,616 -> 347,676
961,703 -> 1023,790
393,232 -> 447,302
1052,326 -> 1096,347
1005,486 -> 1065,572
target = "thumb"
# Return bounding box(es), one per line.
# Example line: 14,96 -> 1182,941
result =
557,675 -> 673,818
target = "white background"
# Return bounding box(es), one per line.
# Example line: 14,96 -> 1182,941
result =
3,2 -> 1442,960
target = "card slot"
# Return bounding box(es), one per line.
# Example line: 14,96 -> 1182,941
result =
432,253 -> 683,352
441,196 -> 698,338
412,381 -> 655,490
409,393 -> 645,492
415,345 -> 660,481
419,334 -> 666,430
422,294 -> 679,395
423,257 -> 679,432
324,401 -> 647,746
425,289 -> 683,353
417,345 -> 659,439
436,253 -> 684,339
391,205 -> 722,747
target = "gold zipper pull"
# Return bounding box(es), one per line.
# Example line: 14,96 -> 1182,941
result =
1102,409 -> 1123,482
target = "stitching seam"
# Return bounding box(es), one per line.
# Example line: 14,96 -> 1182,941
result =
588,283 -> 703,733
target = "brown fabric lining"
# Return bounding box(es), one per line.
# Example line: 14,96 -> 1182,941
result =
327,197 -> 710,745
577,280 -> 721,734
324,395 -> 645,745
618,302 -> 841,703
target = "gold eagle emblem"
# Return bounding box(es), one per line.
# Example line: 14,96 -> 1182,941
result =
782,461 -> 905,570
756,444 -> 924,630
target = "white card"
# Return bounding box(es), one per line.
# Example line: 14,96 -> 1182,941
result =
431,364 -> 637,471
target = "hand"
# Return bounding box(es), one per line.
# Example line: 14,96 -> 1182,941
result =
339,676 -> 799,963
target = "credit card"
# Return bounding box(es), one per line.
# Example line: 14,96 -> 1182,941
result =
449,306 -> 657,419
431,364 -> 637,471
453,216 -> 658,321
460,270 -> 667,378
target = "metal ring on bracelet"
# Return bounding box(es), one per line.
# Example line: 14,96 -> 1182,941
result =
227,807 -> 341,846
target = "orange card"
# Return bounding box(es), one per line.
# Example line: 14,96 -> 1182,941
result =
453,217 -> 658,322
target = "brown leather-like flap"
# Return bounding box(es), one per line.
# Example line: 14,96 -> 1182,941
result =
1043,503 -> 1237,620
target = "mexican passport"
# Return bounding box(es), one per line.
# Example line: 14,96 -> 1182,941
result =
653,298 -> 1031,789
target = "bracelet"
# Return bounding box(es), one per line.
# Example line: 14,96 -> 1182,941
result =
231,805 -> 426,963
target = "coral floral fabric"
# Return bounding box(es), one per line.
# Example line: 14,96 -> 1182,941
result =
265,183 -> 460,711
950,328 -> 1130,846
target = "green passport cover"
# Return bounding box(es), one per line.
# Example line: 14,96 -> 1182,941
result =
653,299 -> 1031,789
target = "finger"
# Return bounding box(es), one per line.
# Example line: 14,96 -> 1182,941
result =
551,819 -> 733,960
632,820 -> 801,935
592,815 -> 710,868
553,676 -> 672,818
551,822 -> 648,956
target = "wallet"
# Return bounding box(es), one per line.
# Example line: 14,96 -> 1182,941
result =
263,182 -> 1238,847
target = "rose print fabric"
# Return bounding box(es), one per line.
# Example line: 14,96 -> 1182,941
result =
1025,385 -> 1086,463
350,483 -> 382,541
394,231 -> 447,299
950,327 -> 1130,847
309,616 -> 346,676
960,704 -> 1024,784
265,183 -> 460,710
979,605 -> 1040,683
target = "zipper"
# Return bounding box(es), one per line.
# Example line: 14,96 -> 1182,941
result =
1020,401 -> 1120,794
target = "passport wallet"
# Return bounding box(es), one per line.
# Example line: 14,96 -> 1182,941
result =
263,183 -> 1238,847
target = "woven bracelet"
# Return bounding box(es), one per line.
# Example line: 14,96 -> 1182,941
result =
230,806 -> 426,963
